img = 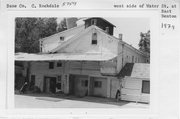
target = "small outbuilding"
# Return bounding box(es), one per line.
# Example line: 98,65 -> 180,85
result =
119,63 -> 150,103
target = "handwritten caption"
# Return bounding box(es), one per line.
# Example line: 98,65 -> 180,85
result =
6,2 -> 77,9
5,2 -> 178,32
113,3 -> 178,32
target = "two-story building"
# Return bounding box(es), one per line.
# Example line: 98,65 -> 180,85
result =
15,17 -> 149,98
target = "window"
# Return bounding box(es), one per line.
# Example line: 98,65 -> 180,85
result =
105,27 -> 109,33
40,41 -> 43,52
91,19 -> 97,25
92,33 -> 97,45
57,61 -> 62,67
132,56 -> 134,63
60,36 -> 64,41
142,80 -> 150,94
56,76 -> 62,90
94,81 -> 102,88
126,56 -> 128,62
49,62 -> 54,69
57,76 -> 61,82
146,59 -> 149,63
81,80 -> 88,87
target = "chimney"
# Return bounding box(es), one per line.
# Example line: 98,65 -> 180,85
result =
105,27 -> 109,33
119,34 -> 123,40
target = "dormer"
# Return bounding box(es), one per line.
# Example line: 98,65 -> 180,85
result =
84,17 -> 115,35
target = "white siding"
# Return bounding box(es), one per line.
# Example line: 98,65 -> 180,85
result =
121,77 -> 150,103
40,25 -> 84,53
57,28 -> 118,55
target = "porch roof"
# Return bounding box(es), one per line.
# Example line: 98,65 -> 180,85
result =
15,52 -> 117,61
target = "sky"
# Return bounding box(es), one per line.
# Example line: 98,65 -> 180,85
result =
57,17 -> 150,49
105,18 -> 150,49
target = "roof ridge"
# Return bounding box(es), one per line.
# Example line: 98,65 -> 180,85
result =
40,24 -> 84,41
94,26 -> 149,57
49,25 -> 95,53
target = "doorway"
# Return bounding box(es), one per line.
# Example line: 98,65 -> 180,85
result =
69,74 -> 88,97
43,77 -> 57,93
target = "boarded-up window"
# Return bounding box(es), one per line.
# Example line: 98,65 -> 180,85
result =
94,81 -> 102,88
57,61 -> 62,67
92,33 -> 97,45
49,62 -> 54,69
142,80 -> 150,94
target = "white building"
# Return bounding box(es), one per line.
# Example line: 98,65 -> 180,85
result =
15,17 -> 149,99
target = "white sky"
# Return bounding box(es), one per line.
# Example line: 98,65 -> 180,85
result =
57,17 -> 150,49
106,18 -> 150,49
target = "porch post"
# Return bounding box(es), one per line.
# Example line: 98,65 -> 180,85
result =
88,75 -> 90,96
107,77 -> 111,98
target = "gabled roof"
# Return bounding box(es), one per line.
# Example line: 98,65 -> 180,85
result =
91,25 -> 149,57
131,63 -> 150,79
39,24 -> 84,41
49,25 -> 95,53
49,24 -> 149,57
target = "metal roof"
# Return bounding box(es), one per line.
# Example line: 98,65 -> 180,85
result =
15,52 -> 117,61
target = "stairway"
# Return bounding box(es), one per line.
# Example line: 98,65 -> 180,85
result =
117,63 -> 134,78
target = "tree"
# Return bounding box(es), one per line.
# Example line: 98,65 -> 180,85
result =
57,17 -> 79,32
57,18 -> 67,32
15,18 -> 58,53
138,30 -> 150,54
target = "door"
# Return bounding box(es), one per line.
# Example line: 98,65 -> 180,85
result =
49,77 -> 56,93
69,75 -> 75,95
44,77 -> 57,93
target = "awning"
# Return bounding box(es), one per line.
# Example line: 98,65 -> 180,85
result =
15,52 -> 117,61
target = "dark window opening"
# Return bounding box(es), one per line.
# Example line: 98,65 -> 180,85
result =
81,80 -> 88,87
94,81 -> 102,88
60,36 -> 64,41
132,56 -> 134,63
91,19 -> 97,25
56,76 -> 62,90
49,62 -> 54,69
92,33 -> 97,45
142,80 -> 150,94
57,62 -> 62,67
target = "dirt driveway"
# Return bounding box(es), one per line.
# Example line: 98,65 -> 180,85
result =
15,94 -> 149,108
